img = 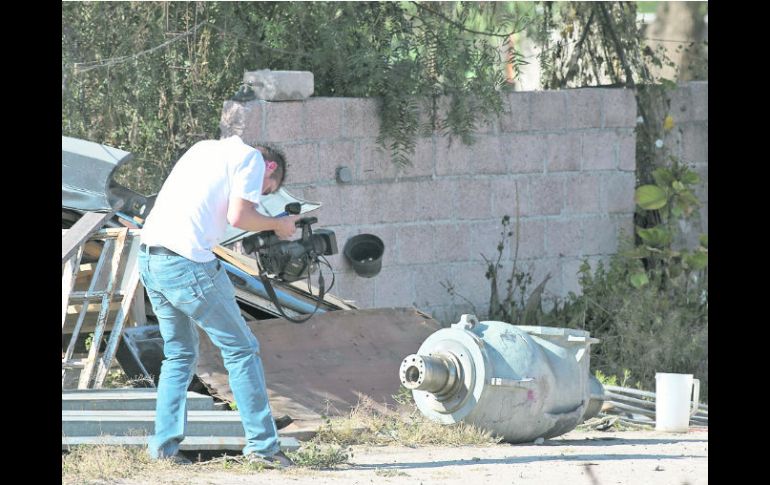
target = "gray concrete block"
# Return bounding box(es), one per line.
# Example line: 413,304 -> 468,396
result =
265,102 -> 305,142
220,100 -> 264,140
243,70 -> 314,101
546,133 -> 581,173
413,265 -> 458,311
454,178 -> 493,220
397,224 -> 436,264
281,143 -> 319,184
331,270 -> 375,308
433,223 -> 472,262
374,266 -> 416,307
343,98 -> 381,138
469,220 -> 510,263
604,173 -> 636,214
500,91 -> 532,133
448,262 -> 492,309
318,141 -> 355,183
503,134 -> 547,174
416,179 -> 457,222
564,88 -> 603,129
531,91 -> 568,130
668,85 -> 693,122
436,135 -> 506,176
545,219 -> 583,257
689,81 -> 708,121
582,131 -> 618,171
526,175 -> 564,216
301,184 -> 344,226
618,130 -> 636,172
602,88 -> 637,127
510,218 -> 546,260
491,177 -> 528,219
580,216 -> 620,255
565,173 -> 602,214
304,98 -> 344,140
681,123 -> 708,164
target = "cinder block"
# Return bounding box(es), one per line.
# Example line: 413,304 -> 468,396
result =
503,134 -> 546,174
264,102 -> 305,142
454,179 -> 493,220
469,220 -> 510,263
382,181 -> 422,223
582,131 -> 618,171
689,81 -> 708,121
618,130 -> 636,172
358,141 -> 394,181
281,143 -> 318,184
436,135 -> 505,176
500,91 -> 532,133
564,88 -> 603,129
416,179 -> 457,222
448,262 -> 492,309
300,184 -> 343,226
343,98 -> 381,139
561,257 -> 602,297
527,257 -> 562,301
243,70 -> 314,101
333,271 -> 375,308
433,223 -> 472,262
491,177 -> 529,219
565,173 -> 602,215
668,85 -> 693,122
397,224 -> 436,264
531,91 -> 568,130
374,266 -> 416,308
304,98 -> 344,140
602,88 -> 637,127
604,173 -> 636,214
681,123 -> 708,164
525,175 -> 564,216
580,216 -> 619,255
511,218 -> 546,260
220,101 -> 265,141
545,219 -> 583,257
318,141 -> 355,183
546,133 -> 581,173
413,264 -> 458,310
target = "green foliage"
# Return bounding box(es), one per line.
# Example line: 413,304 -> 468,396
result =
286,443 -> 350,469
62,2 -> 526,193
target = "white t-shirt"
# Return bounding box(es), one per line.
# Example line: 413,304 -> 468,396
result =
141,135 -> 266,262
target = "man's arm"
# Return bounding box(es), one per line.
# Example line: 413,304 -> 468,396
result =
227,197 -> 298,239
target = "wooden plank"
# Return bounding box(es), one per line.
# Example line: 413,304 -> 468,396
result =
79,229 -> 128,389
131,284 -> 147,326
64,238 -> 114,387
94,252 -> 142,387
62,211 -> 114,262
62,247 -> 85,329
67,301 -> 122,314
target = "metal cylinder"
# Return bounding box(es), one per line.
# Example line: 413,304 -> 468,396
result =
400,353 -> 458,394
398,314 -> 605,443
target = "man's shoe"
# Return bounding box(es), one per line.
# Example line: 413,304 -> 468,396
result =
162,452 -> 192,465
244,450 -> 295,469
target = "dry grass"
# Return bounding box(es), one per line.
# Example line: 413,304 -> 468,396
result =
62,444 -> 175,484
312,395 -> 503,447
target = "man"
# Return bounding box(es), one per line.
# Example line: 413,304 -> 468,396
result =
137,135 -> 298,467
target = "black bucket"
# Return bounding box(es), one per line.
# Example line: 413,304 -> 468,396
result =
343,234 -> 384,278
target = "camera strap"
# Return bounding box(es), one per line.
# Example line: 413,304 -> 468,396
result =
258,270 -> 325,324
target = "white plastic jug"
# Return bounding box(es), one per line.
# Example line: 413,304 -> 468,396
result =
655,373 -> 700,432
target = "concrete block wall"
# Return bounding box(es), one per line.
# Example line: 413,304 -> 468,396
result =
219,83 -> 706,323
664,82 -> 709,245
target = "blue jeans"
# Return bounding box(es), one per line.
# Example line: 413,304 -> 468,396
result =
137,248 -> 279,459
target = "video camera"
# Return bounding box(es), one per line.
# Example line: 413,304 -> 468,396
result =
241,203 -> 338,283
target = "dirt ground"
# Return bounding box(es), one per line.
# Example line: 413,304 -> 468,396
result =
111,428 -> 708,485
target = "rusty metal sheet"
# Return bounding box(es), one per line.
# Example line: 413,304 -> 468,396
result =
195,307 -> 441,427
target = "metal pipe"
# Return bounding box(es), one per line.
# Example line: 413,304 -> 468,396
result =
400,354 -> 457,394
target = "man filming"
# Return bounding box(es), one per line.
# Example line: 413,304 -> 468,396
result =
138,135 -> 298,467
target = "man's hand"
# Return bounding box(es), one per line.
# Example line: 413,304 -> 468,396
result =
274,215 -> 299,240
